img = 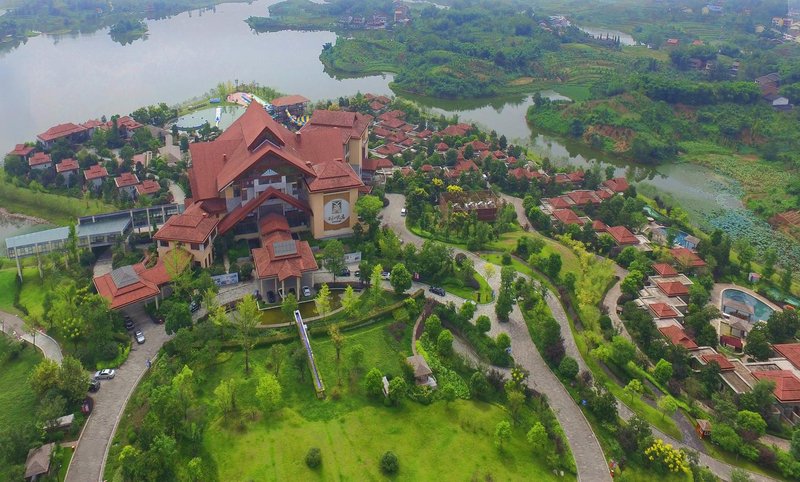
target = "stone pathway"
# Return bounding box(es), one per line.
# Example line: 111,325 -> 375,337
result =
0,309 -> 63,363
65,304 -> 171,482
167,180 -> 186,205
92,249 -> 113,279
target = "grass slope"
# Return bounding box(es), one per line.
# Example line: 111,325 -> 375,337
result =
0,336 -> 42,429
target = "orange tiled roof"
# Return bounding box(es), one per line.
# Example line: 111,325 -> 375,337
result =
38,123 -> 87,142
657,280 -> 690,297
553,209 -> 584,226
659,326 -> 698,350
271,95 -> 310,107
773,343 -> 800,371
671,247 -> 706,268
84,164 -> 108,180
602,177 -> 629,193
652,263 -> 679,277
135,179 -> 161,195
252,238 -> 318,281
752,370 -> 800,403
28,152 -> 52,167
701,353 -> 734,371
648,302 -> 679,319
56,158 -> 79,173
607,226 -> 639,245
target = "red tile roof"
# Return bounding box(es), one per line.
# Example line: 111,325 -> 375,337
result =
592,220 -> 608,232
270,95 -> 310,107
154,205 -> 220,244
375,144 -> 403,157
567,171 -> 585,182
544,197 -> 572,209
362,157 -> 394,172
652,263 -> 679,277
509,167 -> 535,180
440,123 -> 472,137
252,238 -> 318,281
648,302 -> 679,319
468,140 -> 490,151
773,343 -> 800,370
671,247 -> 706,268
373,127 -> 392,138
416,129 -> 433,138
566,190 -> 601,205
659,326 -> 698,350
553,209 -> 584,226
380,117 -> 406,130
752,370 -> 800,403
701,353 -> 735,371
81,119 -> 105,130
93,251 -> 190,309
420,164 -> 434,172
84,164 -> 108,180
114,172 -> 140,188
369,101 -> 385,111
259,212 -> 290,236
720,335 -> 743,349
8,144 -> 34,157
37,123 -> 87,142
216,187 -> 311,236
307,159 -> 363,192
595,189 -> 613,200
436,142 -> 449,152
135,179 -> 161,195
602,177 -> 629,193
377,110 -> 406,121
56,158 -> 79,173
28,152 -> 52,167
606,226 -> 639,245
657,280 -> 690,297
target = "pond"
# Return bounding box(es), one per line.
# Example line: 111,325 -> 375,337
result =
578,26 -> 637,46
259,293 -> 342,325
721,288 -> 775,323
0,212 -> 52,255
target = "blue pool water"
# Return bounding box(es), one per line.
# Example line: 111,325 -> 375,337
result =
722,289 -> 775,322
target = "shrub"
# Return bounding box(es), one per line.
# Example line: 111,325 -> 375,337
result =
305,447 -> 322,469
501,252 -> 512,265
380,451 -> 399,474
558,356 -> 579,380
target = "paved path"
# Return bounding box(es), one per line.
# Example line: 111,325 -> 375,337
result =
0,310 -> 63,363
65,304 -> 171,482
92,249 -> 113,279
384,194 -> 612,482
168,180 -> 186,205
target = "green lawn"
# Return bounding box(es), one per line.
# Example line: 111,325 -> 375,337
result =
442,271 -> 493,303
55,445 -> 74,482
0,268 -> 19,313
19,267 -> 46,319
0,336 -> 42,429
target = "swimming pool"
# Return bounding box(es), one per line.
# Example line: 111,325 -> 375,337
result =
721,288 -> 775,322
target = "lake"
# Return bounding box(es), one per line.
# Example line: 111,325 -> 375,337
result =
0,212 -> 51,255
0,0 -> 795,262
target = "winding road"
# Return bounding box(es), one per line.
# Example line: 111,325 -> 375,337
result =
385,193 -> 778,482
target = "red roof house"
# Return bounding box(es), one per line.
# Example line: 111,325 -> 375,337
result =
114,172 -> 140,189
566,190 -> 601,206
648,302 -> 680,319
28,152 -> 52,168
602,177 -> 629,193
37,122 -> 88,145
659,325 -> 698,350
56,158 -> 79,174
8,144 -> 34,158
440,123 -> 472,137
552,209 -> 584,226
671,247 -> 706,268
700,353 -> 735,371
752,370 -> 800,404
773,343 -> 800,370
93,250 -> 191,309
652,263 -> 679,277
84,164 -> 109,181
592,220 -> 608,232
135,179 -> 161,196
606,226 -> 639,246
657,280 -> 690,297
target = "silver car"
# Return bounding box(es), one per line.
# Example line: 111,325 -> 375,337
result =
135,330 -> 145,344
93,368 -> 116,380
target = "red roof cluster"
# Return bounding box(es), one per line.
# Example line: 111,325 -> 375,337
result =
439,123 -> 472,137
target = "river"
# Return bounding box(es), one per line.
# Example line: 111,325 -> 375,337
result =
0,2 -> 796,263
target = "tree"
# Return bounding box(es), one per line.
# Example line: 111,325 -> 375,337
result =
292,344 -> 308,382
624,379 -> 644,402
610,336 -> 636,367
388,376 -> 408,405
390,263 -> 412,294
621,270 -> 644,297
314,284 -> 332,318
736,410 -> 767,443
476,315 -> 491,333
355,195 -> 383,236
496,332 -> 511,351
341,285 -> 359,316
745,325 -> 772,360
495,420 -> 512,450
740,380 -> 777,421
380,451 -> 399,475
437,329 -> 454,356
214,378 -> 239,414
791,428 -> 800,459
187,457 -> 205,482
232,295 -> 260,374
256,374 -> 283,413
782,267 -> 793,294
29,359 -> 60,397
545,253 -> 562,279
507,389 -> 525,423
328,324 -> 344,361
321,240 -> 345,281
364,367 -> 384,398
763,249 -> 777,279
59,356 -> 89,404
440,383 -> 457,405
484,263 -> 496,282
162,299 -> 192,335
306,447 -> 322,469
657,395 -> 678,420
369,264 -> 384,305
281,293 -> 298,320
495,292 -> 513,322
766,310 -> 800,343
710,423 -> 743,455
469,371 -> 490,400
172,364 -> 195,420
731,468 -> 753,482
268,344 -> 286,377
558,356 -> 579,380
653,359 -> 673,385
526,422 -> 548,454
348,344 -> 365,373
425,314 -> 442,339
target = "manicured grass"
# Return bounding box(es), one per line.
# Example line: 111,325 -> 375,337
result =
56,446 -> 74,482
442,271 -> 493,303
701,439 -> 784,480
0,268 -> 19,313
0,336 -> 42,429
19,267 -> 46,319
0,171 -> 116,225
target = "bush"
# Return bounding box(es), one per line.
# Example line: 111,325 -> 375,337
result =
380,451 -> 399,474
501,252 -> 512,265
558,356 -> 579,380
305,447 -> 322,469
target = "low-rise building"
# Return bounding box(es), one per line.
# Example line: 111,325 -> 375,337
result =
84,164 -> 109,190
115,172 -> 140,198
56,158 -> 80,186
28,152 -> 52,171
252,213 -> 318,298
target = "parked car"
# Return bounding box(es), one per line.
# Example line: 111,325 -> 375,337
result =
93,369 -> 116,380
88,379 -> 101,392
189,299 -> 200,313
381,271 -> 391,280
400,208 -> 407,216
354,270 -> 361,278
135,330 -> 145,345
123,318 -> 135,331
267,291 -> 276,304
340,268 -> 351,277
429,286 -> 446,296
302,286 -> 312,297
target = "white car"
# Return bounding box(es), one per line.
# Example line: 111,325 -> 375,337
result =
135,330 -> 145,344
400,208 -> 407,216
94,369 -> 116,380
302,286 -> 311,297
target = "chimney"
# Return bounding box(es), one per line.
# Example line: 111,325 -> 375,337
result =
222,154 -> 227,163
305,161 -> 313,167
295,131 -> 301,141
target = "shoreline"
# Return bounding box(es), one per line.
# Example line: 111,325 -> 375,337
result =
0,207 -> 49,226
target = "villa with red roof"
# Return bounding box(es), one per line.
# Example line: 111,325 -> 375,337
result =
153,102 -> 372,268
8,144 -> 35,160
552,209 -> 585,226
115,172 -> 140,198
659,325 -> 699,350
602,177 -> 629,193
606,226 -> 639,246
671,247 -> 707,270
56,158 -> 80,186
652,263 -> 679,277
252,213 -> 319,296
657,280 -> 690,299
136,179 -> 162,197
37,123 -> 89,148
94,250 -> 190,309
84,164 -> 109,189
28,152 -> 53,171
647,302 -> 682,320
